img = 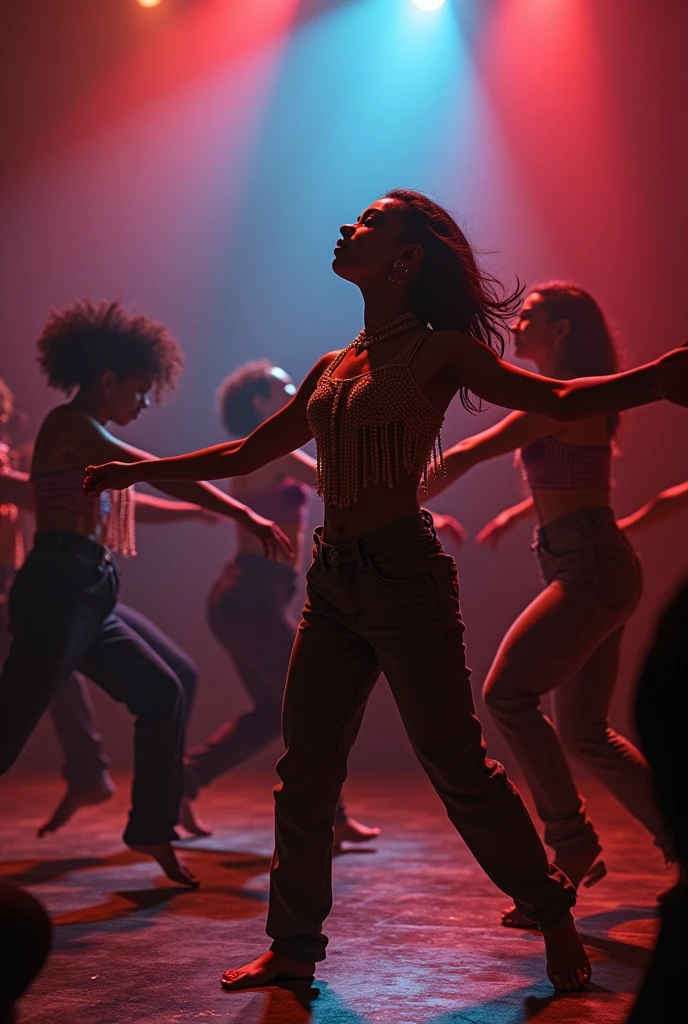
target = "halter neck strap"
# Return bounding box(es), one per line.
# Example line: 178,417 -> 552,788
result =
389,328 -> 433,366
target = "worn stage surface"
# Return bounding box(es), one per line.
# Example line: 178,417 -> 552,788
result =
1,773 -> 669,1024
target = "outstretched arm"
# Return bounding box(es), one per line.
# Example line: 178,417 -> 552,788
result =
475,497 -> 535,549
84,352 -> 337,493
437,331 -> 688,420
133,491 -> 217,525
55,410 -> 290,559
424,411 -> 554,500
618,481 -> 688,535
0,466 -> 216,525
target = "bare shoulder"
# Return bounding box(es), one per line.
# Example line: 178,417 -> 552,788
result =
312,349 -> 341,375
414,329 -> 479,379
34,404 -> 72,444
32,405 -> 78,469
47,403 -> 106,439
298,350 -> 341,394
429,329 -> 488,358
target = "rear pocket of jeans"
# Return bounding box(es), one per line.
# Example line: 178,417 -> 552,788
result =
595,546 -> 641,610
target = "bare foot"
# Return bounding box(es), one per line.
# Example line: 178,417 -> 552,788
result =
221,950 -> 314,992
127,842 -> 199,888
556,844 -> 605,889
178,796 -> 212,838
37,775 -> 116,837
502,844 -> 605,929
542,911 -> 591,992
333,817 -> 381,849
501,905 -> 539,929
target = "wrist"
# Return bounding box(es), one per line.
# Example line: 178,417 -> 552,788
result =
133,459 -> 157,483
648,362 -> 664,402
229,501 -> 251,526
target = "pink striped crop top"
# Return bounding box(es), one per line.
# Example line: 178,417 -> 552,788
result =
519,435 -> 611,490
31,465 -> 136,555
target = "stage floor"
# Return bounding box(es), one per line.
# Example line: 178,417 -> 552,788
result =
0,772 -> 670,1024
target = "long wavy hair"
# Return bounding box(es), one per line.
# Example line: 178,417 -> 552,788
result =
533,281 -> 621,438
385,189 -> 523,411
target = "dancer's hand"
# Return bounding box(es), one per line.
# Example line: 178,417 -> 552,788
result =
476,511 -> 519,549
84,461 -> 141,495
431,513 -> 467,546
243,510 -> 293,561
657,343 -> 688,406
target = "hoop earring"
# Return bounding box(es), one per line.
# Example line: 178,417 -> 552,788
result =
388,259 -> 409,286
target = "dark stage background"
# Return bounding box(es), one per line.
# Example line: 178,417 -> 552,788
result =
1,0 -> 686,781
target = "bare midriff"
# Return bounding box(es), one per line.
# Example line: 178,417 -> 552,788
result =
531,487 -> 611,528
322,473 -> 422,543
31,416 -> 107,543
34,506 -> 108,543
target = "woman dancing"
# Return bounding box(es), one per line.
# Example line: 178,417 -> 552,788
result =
86,191 -> 688,991
181,360 -> 380,848
430,283 -> 675,927
42,493 -> 218,838
0,299 -> 290,887
0,442 -> 211,836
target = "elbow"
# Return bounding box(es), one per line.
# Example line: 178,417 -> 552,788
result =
228,440 -> 262,478
219,449 -> 249,480
547,389 -> 578,422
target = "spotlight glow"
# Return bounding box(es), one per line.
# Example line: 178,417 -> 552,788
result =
411,0 -> 446,11
137,0 -> 162,8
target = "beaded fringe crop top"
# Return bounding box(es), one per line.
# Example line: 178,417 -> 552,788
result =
306,329 -> 445,508
31,465 -> 137,556
519,435 -> 612,491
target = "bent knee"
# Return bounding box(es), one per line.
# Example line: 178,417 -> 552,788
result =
483,674 -> 519,713
559,726 -> 611,762
134,670 -> 185,718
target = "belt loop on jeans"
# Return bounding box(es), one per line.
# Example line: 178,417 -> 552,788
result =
421,508 -> 437,539
314,531 -> 326,569
351,537 -> 365,568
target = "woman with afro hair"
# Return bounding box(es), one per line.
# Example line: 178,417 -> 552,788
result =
0,299 -> 290,887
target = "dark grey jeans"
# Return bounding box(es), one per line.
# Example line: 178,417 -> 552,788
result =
267,511 -> 574,964
184,554 -> 347,824
0,531 -> 185,845
484,506 -> 668,859
49,603 -> 198,790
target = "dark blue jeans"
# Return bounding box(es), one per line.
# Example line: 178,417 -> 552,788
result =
0,531 -> 185,845
49,604 -> 198,790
